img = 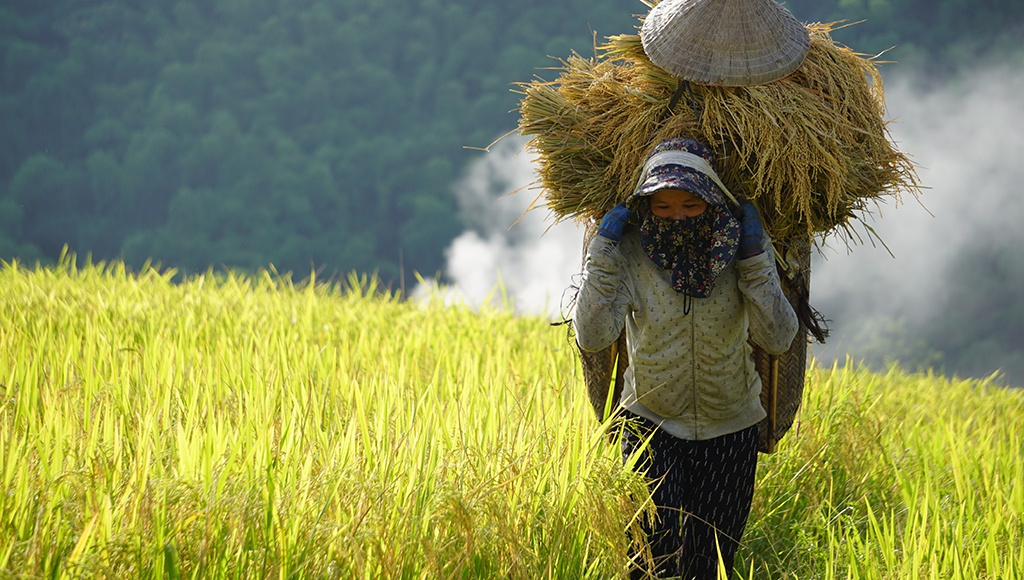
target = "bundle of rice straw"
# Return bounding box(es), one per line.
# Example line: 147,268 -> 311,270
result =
516,22 -> 921,244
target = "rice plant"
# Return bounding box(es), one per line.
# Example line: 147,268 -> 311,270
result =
1,255 -> 1021,578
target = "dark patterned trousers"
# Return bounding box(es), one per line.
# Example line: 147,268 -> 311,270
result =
621,413 -> 759,580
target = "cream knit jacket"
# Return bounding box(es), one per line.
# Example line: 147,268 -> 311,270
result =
573,230 -> 799,440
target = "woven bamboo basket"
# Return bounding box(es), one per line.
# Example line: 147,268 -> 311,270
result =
752,235 -> 814,453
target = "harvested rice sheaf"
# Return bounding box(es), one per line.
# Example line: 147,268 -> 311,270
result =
516,23 -> 921,243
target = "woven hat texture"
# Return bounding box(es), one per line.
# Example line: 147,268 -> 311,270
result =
641,0 -> 811,86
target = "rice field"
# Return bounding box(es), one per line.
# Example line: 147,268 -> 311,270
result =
2,255 -> 1022,578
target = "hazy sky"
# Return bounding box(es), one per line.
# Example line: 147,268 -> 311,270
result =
417,57 -> 1024,375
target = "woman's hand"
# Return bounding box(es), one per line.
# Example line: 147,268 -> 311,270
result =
738,201 -> 765,258
597,203 -> 631,242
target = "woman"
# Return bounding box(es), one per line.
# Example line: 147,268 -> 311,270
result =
573,137 -> 799,578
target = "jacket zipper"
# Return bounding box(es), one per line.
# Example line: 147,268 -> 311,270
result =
690,300 -> 699,437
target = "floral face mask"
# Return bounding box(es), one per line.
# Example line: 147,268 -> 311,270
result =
638,203 -> 740,299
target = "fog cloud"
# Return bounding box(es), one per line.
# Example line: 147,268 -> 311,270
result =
810,59 -> 1024,375
413,136 -> 585,318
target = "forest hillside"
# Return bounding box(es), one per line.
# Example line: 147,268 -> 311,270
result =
2,0 -> 1020,278
3,0 -> 1023,384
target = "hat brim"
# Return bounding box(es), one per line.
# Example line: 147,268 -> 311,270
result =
640,0 -> 810,87
631,166 -> 727,207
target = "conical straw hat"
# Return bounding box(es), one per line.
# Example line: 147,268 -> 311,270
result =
641,0 -> 810,86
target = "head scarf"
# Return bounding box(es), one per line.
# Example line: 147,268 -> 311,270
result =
629,138 -> 740,298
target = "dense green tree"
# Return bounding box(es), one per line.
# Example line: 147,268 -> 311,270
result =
0,0 -> 1021,280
